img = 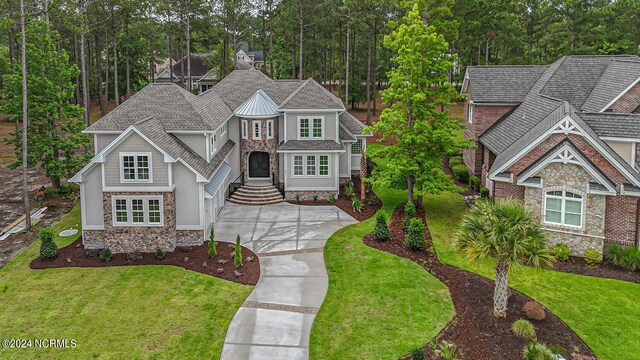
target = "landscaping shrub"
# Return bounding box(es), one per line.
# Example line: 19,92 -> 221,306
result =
448,156 -> 463,167
208,226 -> 217,257
437,341 -> 459,360
605,244 -> 640,271
523,343 -> 554,360
155,248 -> 165,260
584,248 -> 602,267
100,248 -> 112,262
480,187 -> 490,198
552,243 -> 572,262
511,319 -> 537,341
405,218 -> 425,251
410,347 -> 425,360
39,228 -> 58,259
374,210 -> 390,242
352,198 -> 363,213
548,344 -> 566,356
234,235 -> 243,268
295,194 -> 301,203
313,193 -> 319,202
44,183 -> 79,199
469,175 -> 480,191
451,164 -> 470,183
403,201 -> 416,232
369,194 -> 379,205
344,182 -> 354,198
327,194 -> 336,203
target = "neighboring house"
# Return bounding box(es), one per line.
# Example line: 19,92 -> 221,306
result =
71,69 -> 371,253
155,53 -> 216,93
461,55 -> 640,255
236,49 -> 265,70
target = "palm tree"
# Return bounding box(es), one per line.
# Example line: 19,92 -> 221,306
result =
456,199 -> 554,318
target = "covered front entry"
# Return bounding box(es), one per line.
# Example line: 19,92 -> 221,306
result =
249,151 -> 270,178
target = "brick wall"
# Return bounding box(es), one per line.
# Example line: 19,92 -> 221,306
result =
493,181 -> 525,201
605,196 -> 638,246
609,82 -> 640,113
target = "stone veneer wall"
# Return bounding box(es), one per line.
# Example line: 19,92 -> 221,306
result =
83,190 -> 203,253
285,190 -> 338,201
523,163 -> 605,255
240,117 -> 279,181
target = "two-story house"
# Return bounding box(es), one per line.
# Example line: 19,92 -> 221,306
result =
70,69 -> 370,253
462,55 -> 640,255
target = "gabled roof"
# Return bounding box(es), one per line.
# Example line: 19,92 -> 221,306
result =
279,78 -> 345,110
581,59 -> 640,112
339,111 -> 371,136
462,65 -> 547,103
580,113 -> 640,139
246,50 -> 265,62
168,53 -> 213,78
234,90 -> 279,118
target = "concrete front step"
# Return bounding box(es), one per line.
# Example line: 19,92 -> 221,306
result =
228,184 -> 284,205
234,190 -> 283,199
228,198 -> 284,205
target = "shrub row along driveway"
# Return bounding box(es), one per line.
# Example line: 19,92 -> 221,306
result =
214,203 -> 357,360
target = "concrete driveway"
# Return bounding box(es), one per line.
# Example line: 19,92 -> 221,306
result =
215,203 -> 358,360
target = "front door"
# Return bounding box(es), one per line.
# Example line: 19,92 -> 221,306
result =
249,152 -> 270,178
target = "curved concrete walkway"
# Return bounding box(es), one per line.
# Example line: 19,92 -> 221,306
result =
216,203 -> 358,360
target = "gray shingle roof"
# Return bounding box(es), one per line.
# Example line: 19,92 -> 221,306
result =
465,65 -> 547,103
246,50 -> 265,62
580,113 -> 640,139
277,140 -> 345,151
279,78 -> 345,110
169,53 -> 213,78
339,111 -> 368,136
581,59 -> 640,112
339,123 -> 356,142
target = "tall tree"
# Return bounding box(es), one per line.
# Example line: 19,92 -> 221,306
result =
20,0 -> 30,230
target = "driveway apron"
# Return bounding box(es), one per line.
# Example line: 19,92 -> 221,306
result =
216,203 -> 358,360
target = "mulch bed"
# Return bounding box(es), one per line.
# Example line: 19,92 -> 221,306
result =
286,177 -> 381,221
553,256 -> 640,285
363,205 -> 594,360
30,239 -> 260,286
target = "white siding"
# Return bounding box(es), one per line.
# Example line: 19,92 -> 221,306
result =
82,165 -> 104,228
285,112 -> 338,141
174,162 -> 201,227
285,153 -> 339,190
175,133 -> 207,159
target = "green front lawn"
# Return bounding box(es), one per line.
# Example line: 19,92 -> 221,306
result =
310,176 -> 455,359
426,191 -> 640,360
0,205 -> 252,359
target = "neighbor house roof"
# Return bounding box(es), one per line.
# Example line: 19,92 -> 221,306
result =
168,53 -> 213,78
246,50 -> 265,62
462,65 -> 547,103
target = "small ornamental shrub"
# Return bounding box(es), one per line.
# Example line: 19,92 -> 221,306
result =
39,228 -> 55,243
584,248 -> 602,267
313,193 -> 319,202
469,175 -> 480,191
295,194 -> 301,203
403,201 -> 416,231
448,156 -> 463,167
155,248 -> 165,260
548,344 -> 566,356
374,210 -> 390,242
437,341 -> 459,360
410,347 -> 425,360
369,194 -> 379,205
523,343 -> 554,360
405,218 -> 425,251
452,164 -> 470,183
605,244 -> 640,271
234,235 -> 243,268
327,194 -> 336,203
552,243 -> 572,262
100,248 -> 112,262
208,226 -> 217,257
352,198 -> 363,213
511,319 -> 537,341
344,183 -> 354,198
480,187 -> 490,198
39,228 -> 58,259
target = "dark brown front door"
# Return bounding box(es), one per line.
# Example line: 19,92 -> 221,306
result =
249,152 -> 269,178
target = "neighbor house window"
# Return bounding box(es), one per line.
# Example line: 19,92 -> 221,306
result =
242,120 -> 248,139
267,120 -> 274,139
544,190 -> 582,227
306,156 -> 316,175
252,120 -> 261,140
298,116 -> 323,139
293,155 -> 304,176
319,155 -> 329,176
351,139 -> 363,154
112,196 -> 163,226
120,153 -> 151,182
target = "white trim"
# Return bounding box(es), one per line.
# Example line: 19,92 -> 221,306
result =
221,122 -> 228,136
241,119 -> 248,139
599,77 -> 640,112
490,172 -> 514,183
119,152 -> 153,183
277,149 -> 345,154
168,163 -> 173,187
102,185 -> 175,192
291,154 -> 331,177
621,184 -> 640,197
297,116 -> 325,140
284,113 -> 288,142
489,115 -> 640,187
199,183 -> 205,227
111,195 -> 164,227
286,187 -> 338,191
542,227 -> 606,239
252,120 -> 262,140
335,111 -> 339,143
468,101 -> 473,124
93,134 -> 98,154
267,120 -> 274,139
543,190 -> 584,229
600,137 -> 640,143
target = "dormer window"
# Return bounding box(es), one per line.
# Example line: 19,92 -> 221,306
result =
298,116 -> 323,139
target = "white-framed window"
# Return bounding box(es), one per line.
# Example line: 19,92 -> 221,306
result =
351,139 -> 364,154
112,196 -> 164,226
292,154 -> 330,177
210,132 -> 217,154
298,116 -> 324,139
319,155 -> 329,176
544,190 -> 583,228
221,122 -> 228,135
293,155 -> 304,176
468,102 -> 474,123
242,120 -> 248,139
267,120 -> 274,139
252,120 -> 262,140
120,153 -> 152,183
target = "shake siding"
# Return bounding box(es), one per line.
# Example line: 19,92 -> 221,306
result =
174,162 -> 201,227
285,112 -> 337,141
103,133 -> 169,187
95,134 -> 119,153
175,133 -> 207,159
